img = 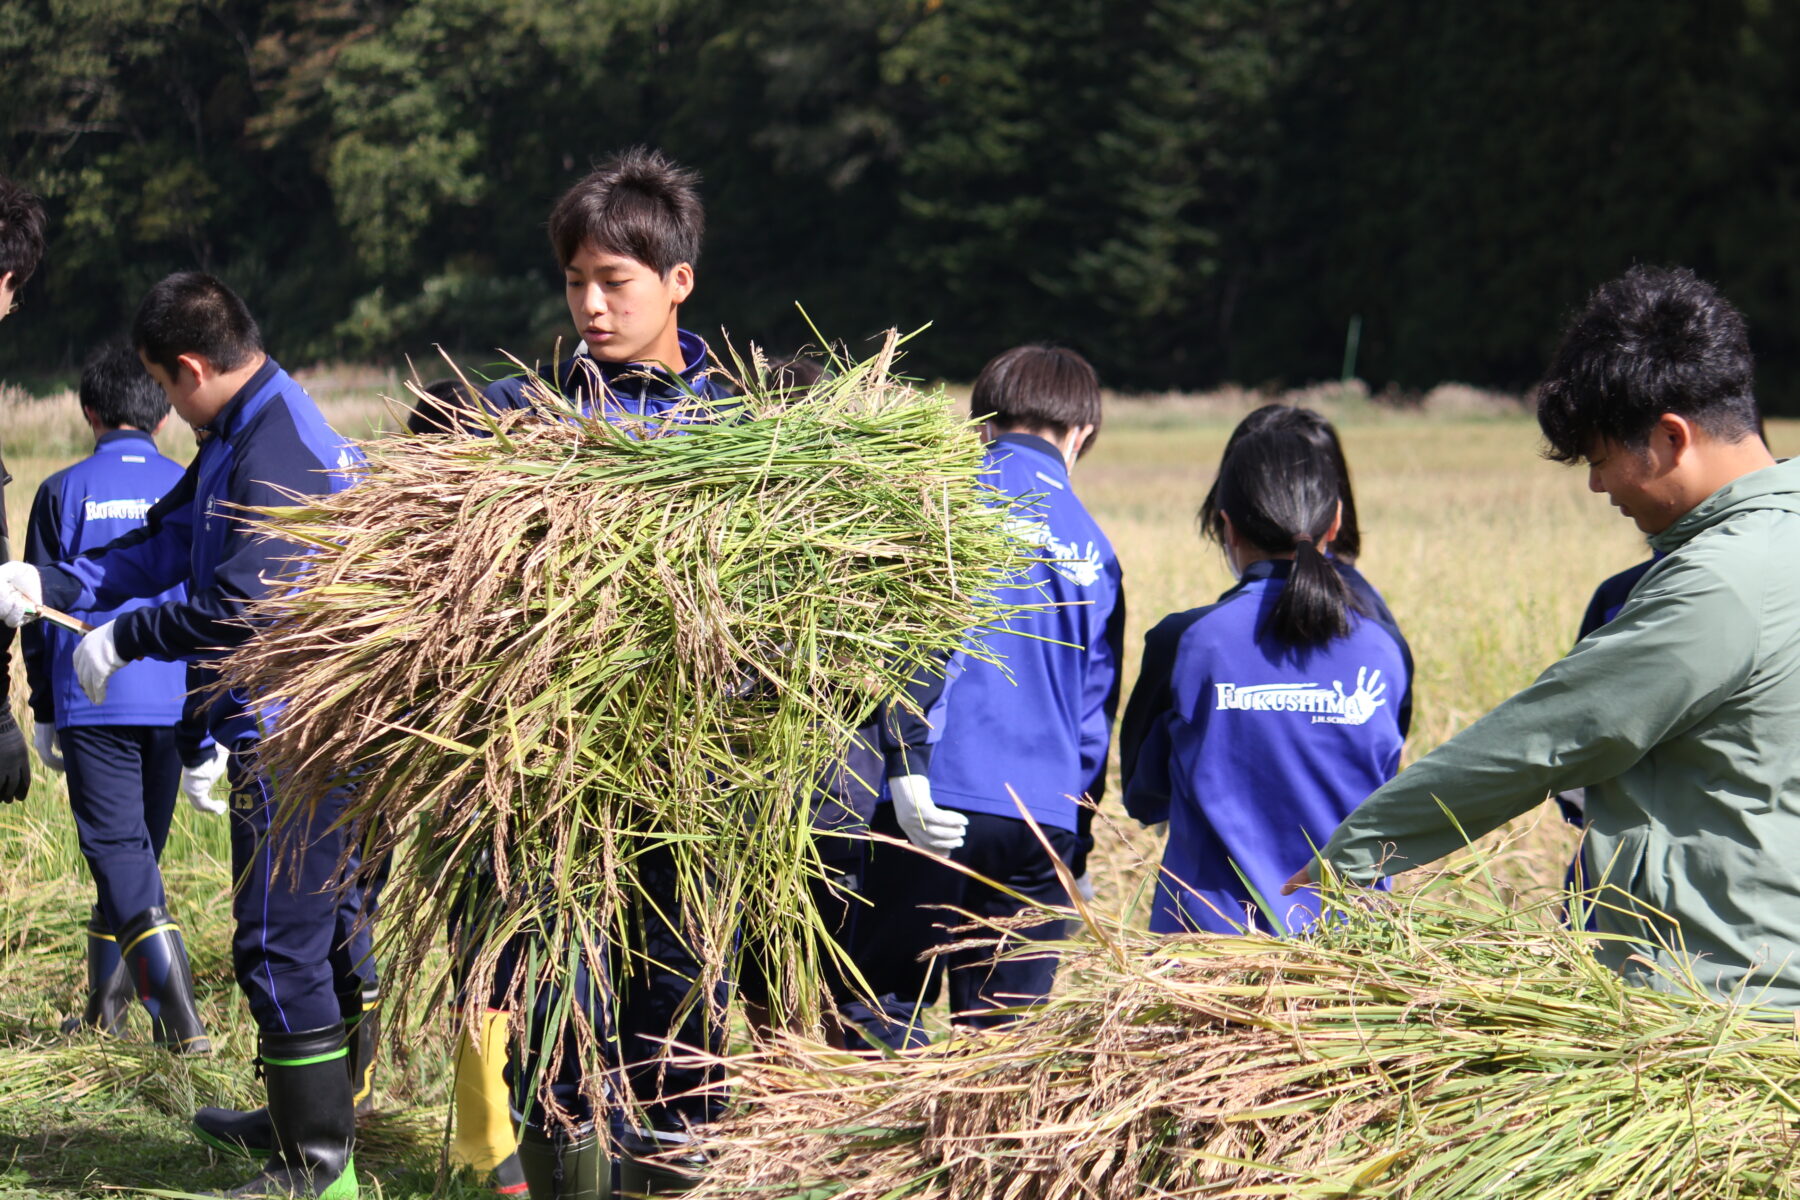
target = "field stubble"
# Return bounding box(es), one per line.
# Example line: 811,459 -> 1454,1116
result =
1,376 -> 1794,1197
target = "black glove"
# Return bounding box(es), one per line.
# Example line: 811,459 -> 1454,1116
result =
0,711 -> 30,802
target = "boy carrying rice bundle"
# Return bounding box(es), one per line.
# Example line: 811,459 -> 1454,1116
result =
391,151 -> 998,1200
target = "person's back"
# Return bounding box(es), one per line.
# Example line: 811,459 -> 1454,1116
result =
24,381 -> 188,732
1121,410 -> 1409,935
851,345 -> 1122,1047
1130,565 -> 1407,934
18,343 -> 220,1049
927,429 -> 1122,827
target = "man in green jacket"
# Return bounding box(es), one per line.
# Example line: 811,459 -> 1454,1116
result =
1286,265 -> 1800,1009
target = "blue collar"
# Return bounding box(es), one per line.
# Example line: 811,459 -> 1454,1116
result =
1240,558 -> 1291,583
94,428 -> 158,452
205,357 -> 281,441
990,431 -> 1069,479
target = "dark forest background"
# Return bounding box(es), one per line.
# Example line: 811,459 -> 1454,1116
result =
6,0 -> 1800,404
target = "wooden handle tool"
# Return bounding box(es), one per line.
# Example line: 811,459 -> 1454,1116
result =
32,604 -> 95,636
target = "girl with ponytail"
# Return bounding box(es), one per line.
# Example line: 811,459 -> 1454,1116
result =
1119,405 -> 1413,935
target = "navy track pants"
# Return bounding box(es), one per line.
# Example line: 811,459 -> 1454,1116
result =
61,724 -> 180,928
227,739 -> 377,1033
853,804 -> 1075,1035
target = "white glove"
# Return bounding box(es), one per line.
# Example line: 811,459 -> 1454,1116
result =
180,743 -> 230,815
1075,871 -> 1096,903
32,725 -> 64,773
889,774 -> 967,853
73,620 -> 125,705
0,562 -> 43,628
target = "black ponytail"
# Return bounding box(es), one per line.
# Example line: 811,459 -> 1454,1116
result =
1206,418 -> 1367,648
1199,403 -> 1363,561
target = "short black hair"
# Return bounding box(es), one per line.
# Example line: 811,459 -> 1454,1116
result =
80,341 -> 170,431
132,272 -> 263,376
1537,266 -> 1760,464
547,147 -> 703,275
0,174 -> 48,289
970,344 -> 1103,452
407,377 -> 480,435
1201,404 -> 1363,562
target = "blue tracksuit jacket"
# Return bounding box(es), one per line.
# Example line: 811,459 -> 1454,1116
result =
481,329 -> 733,418
1121,559 -> 1410,934
21,430 -> 190,729
38,359 -> 360,745
926,433 -> 1125,833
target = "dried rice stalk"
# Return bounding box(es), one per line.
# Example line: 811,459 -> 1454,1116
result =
220,336 -> 1036,1118
689,875 -> 1800,1199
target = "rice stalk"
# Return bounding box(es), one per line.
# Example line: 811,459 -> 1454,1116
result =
686,871 -> 1800,1199
217,335 -> 1040,1121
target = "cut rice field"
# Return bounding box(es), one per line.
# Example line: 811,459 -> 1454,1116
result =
1,369 -> 1796,1197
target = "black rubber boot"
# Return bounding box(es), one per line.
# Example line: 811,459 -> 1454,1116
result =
117,905 -> 212,1055
616,1126 -> 703,1196
192,984 -> 382,1158
61,906 -> 135,1036
341,984 -> 379,1116
227,1023 -> 359,1199
489,1152 -> 531,1196
194,1100 -> 272,1160
516,1123 -> 607,1200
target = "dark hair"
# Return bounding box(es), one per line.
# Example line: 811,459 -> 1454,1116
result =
0,175 -> 48,290
548,147 -> 703,275
1209,419 -> 1366,647
408,377 -> 480,434
1537,266 -> 1760,464
132,272 -> 263,375
1200,404 -> 1362,562
79,342 -> 169,431
970,344 -> 1103,453
766,355 -> 826,394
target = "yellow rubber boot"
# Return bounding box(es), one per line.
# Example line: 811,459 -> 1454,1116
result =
450,1009 -> 523,1191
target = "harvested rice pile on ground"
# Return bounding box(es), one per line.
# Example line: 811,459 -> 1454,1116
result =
690,878 -> 1800,1200
219,343 -> 1032,1090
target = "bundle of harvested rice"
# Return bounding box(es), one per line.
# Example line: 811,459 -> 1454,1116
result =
219,338 -> 1034,1111
689,877 -> 1800,1199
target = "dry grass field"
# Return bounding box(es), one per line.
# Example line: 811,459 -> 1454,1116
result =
1,371 -> 1794,1197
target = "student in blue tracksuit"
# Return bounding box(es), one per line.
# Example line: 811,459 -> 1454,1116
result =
851,344 -> 1124,1046
462,148 -> 735,1200
20,342 -> 224,1049
0,274 -> 369,1200
1119,405 -> 1413,802
1120,408 -> 1411,935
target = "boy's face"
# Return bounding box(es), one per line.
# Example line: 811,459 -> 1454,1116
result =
139,350 -> 216,429
0,271 -> 15,321
1586,435 -> 1677,534
564,243 -> 693,370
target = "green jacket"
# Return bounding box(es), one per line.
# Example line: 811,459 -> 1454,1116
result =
1318,456 -> 1800,1009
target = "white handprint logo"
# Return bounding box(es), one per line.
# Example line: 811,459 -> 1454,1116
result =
1325,667 -> 1388,726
